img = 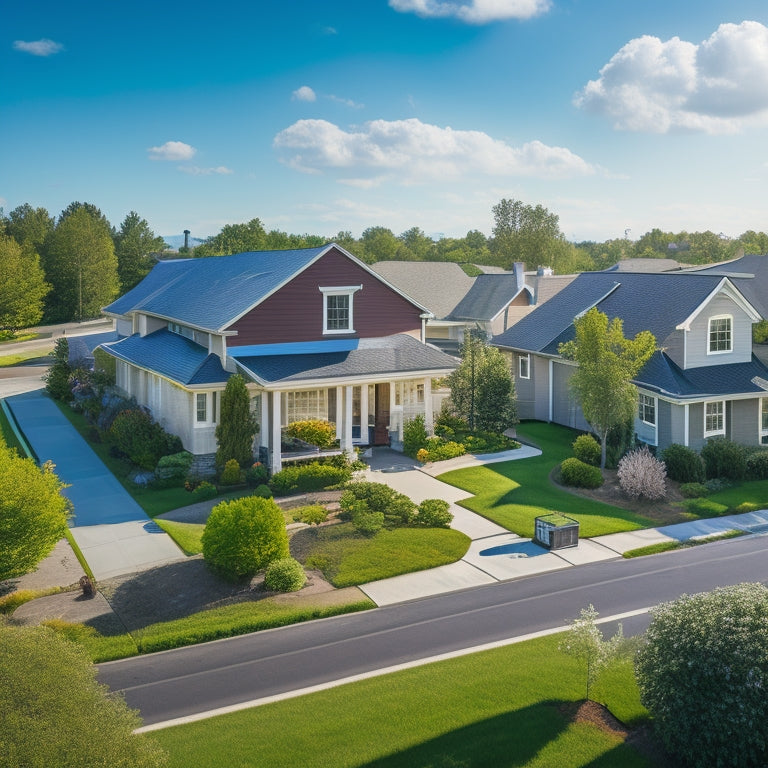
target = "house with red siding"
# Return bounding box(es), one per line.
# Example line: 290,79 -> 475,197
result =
99,244 -> 458,473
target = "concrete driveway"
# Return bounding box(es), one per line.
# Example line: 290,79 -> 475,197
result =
6,390 -> 185,580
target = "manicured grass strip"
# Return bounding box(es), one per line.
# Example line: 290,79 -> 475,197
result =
0,399 -> 31,456
708,479 -> 768,511
154,519 -> 205,555
438,421 -> 654,538
623,529 -> 746,559
300,524 -> 470,587
152,633 -> 651,768
0,348 -> 52,366
0,587 -> 65,614
48,596 -> 374,662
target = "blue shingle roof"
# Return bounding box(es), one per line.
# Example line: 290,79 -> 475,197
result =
99,330 -> 230,387
104,246 -> 332,332
637,352 -> 768,399
235,335 -> 457,385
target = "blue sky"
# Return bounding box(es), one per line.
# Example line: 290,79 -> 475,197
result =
3,0 -> 768,243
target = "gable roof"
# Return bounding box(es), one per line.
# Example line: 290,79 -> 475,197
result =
370,261 -> 475,319
493,271 -> 748,354
233,334 -> 457,387
105,243 -> 429,333
447,273 -> 530,322
99,330 -> 230,387
688,253 -> 768,318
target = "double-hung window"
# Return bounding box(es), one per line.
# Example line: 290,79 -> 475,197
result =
518,354 -> 530,380
704,400 -> 725,436
320,286 -> 361,334
638,394 -> 656,425
708,315 -> 732,354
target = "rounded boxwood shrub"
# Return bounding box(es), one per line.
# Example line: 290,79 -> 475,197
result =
352,504 -> 385,536
560,457 -> 603,489
202,496 -> 289,580
191,481 -> 217,501
415,498 -> 453,528
264,557 -> 306,592
245,462 -> 269,487
253,484 -> 273,498
746,450 -> 768,480
339,481 -> 416,527
660,443 -> 705,484
269,462 -> 351,496
701,437 -> 746,481
219,458 -> 243,486
153,451 -> 194,489
679,482 -> 709,499
292,504 -> 328,525
573,434 -> 601,467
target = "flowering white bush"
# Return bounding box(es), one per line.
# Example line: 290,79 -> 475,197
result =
617,445 -> 667,500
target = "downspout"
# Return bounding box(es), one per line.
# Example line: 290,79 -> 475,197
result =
548,359 -> 554,422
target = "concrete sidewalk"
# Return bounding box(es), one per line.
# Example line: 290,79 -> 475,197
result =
359,448 -> 768,606
6,390 -> 185,580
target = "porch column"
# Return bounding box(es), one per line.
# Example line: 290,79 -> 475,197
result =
260,392 -> 269,448
423,377 -> 434,435
548,359 -> 554,422
343,385 -> 354,454
335,387 -> 343,440
684,403 -> 689,447
271,391 -> 282,475
360,384 -> 369,443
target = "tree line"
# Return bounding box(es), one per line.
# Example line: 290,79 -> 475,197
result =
3,197 -> 767,335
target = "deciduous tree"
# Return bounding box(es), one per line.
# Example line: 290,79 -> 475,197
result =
1,624 -> 167,767
0,445 -> 69,581
5,203 -> 53,256
559,308 -> 655,468
491,198 -> 564,269
0,235 -> 50,335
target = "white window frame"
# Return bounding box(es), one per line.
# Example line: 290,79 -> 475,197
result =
320,285 -> 361,335
195,393 -> 208,424
761,398 -> 768,445
704,400 -> 726,437
707,314 -> 733,355
518,354 -> 530,380
638,393 -> 656,426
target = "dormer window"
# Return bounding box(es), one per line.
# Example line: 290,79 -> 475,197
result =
320,286 -> 361,334
708,315 -> 732,354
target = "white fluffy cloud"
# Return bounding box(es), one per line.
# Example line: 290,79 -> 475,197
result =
575,21 -> 768,133
147,141 -> 197,161
292,86 -> 317,102
13,39 -> 64,56
389,0 -> 549,23
178,165 -> 233,176
274,118 -> 595,181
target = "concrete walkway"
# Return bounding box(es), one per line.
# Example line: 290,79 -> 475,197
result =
6,390 -> 185,580
358,447 -> 768,606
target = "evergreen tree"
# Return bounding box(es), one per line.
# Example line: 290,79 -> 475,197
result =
114,211 -> 166,291
215,374 -> 258,468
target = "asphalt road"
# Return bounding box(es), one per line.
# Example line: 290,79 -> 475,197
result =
98,533 -> 768,726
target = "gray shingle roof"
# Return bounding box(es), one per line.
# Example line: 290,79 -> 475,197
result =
99,330 -> 230,387
370,261 -> 475,319
690,254 -> 768,318
234,334 -> 457,385
494,271 -> 730,354
104,246 -> 333,332
447,274 -> 529,321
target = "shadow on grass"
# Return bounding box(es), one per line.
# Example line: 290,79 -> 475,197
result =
359,701 -> 647,768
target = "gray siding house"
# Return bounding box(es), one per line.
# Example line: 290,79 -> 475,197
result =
494,269 -> 768,452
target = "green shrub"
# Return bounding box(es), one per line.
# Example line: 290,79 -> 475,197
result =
191,481 -> 217,502
679,482 -> 709,498
560,457 -> 603,489
403,414 -> 428,458
264,557 -> 306,592
746,450 -> 768,480
269,462 -> 351,496
681,497 -> 729,516
245,462 -> 269,487
292,504 -> 328,525
660,443 -> 706,483
701,437 -> 746,480
730,501 -> 764,514
704,477 -> 732,493
460,430 -> 519,453
219,458 -> 243,485
572,433 -> 601,466
422,437 -> 466,462
109,409 -> 182,470
434,406 -> 468,438
352,503 -> 385,536
286,419 -> 337,449
202,496 -> 289,580
153,451 -> 194,488
253,484 -> 273,498
339,481 -> 416,527
414,498 -> 453,528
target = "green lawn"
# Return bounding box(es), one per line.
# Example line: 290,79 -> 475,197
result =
438,422 -> 654,538
708,479 -> 768,510
154,520 -> 205,555
296,523 -> 471,587
0,402 -> 26,454
152,632 -> 653,768
0,348 -> 52,367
